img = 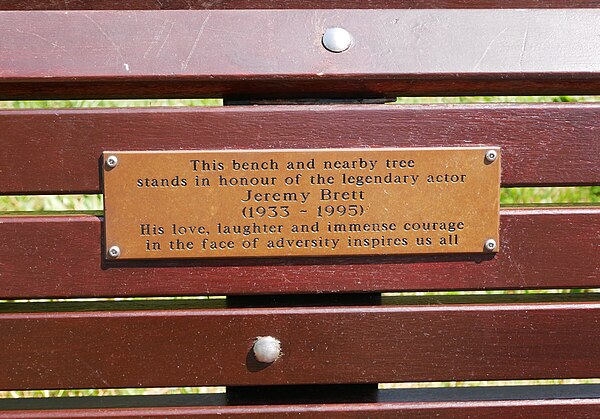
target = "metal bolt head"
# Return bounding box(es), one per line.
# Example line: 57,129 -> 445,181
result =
484,239 -> 497,251
253,336 -> 281,363
322,27 -> 353,53
485,150 -> 498,163
107,245 -> 121,258
105,155 -> 119,169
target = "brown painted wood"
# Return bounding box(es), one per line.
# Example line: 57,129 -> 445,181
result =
0,208 -> 598,298
2,401 -> 600,418
1,10 -> 600,100
1,5 -> 597,415
4,0 -> 600,10
2,302 -> 600,389
2,104 -> 600,194
2,384 -> 600,410
2,294 -> 600,314
3,385 -> 600,416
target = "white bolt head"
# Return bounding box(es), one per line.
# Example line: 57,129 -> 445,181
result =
485,239 -> 497,251
106,155 -> 119,168
107,246 -> 121,258
485,150 -> 498,163
253,336 -> 281,363
322,27 -> 353,53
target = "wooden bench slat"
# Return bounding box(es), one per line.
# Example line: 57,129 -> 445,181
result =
0,396 -> 600,419
2,302 -> 600,389
2,401 -> 600,418
3,386 -> 600,417
0,207 -> 597,298
3,294 -> 600,315
3,0 -> 600,10
1,10 -> 600,100
1,3 -> 598,414
1,104 -> 599,194
2,385 -> 600,411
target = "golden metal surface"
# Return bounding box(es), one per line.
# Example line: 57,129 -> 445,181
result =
103,148 -> 500,259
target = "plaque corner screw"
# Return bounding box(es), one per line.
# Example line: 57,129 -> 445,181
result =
253,336 -> 281,364
322,27 -> 353,53
105,155 -> 119,169
485,149 -> 498,163
107,245 -> 121,258
484,239 -> 497,252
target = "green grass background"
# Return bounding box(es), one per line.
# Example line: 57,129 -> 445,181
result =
0,96 -> 598,398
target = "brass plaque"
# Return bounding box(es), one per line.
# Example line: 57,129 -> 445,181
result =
103,148 -> 500,259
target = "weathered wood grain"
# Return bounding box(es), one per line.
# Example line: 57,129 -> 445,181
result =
1,3 -> 599,415
1,10 -> 600,99
4,0 -> 600,10
2,302 -> 600,389
0,208 -> 598,297
3,385 -> 600,416
2,401 -> 600,418
1,104 -> 599,194
3,384 -> 600,410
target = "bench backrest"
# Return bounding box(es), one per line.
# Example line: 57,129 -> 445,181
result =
0,1 -> 599,417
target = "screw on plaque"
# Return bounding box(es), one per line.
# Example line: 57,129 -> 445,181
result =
484,239 -> 497,252
105,155 -> 119,169
107,245 -> 121,258
485,150 -> 498,163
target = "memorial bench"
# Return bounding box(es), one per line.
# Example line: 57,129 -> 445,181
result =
1,1 -> 600,417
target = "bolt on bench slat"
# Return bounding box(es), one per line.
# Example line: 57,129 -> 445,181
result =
1,3 -> 599,415
1,10 -> 600,99
2,303 -> 600,389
